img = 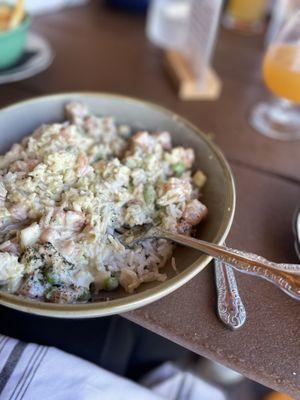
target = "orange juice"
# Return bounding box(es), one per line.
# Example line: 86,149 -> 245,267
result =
227,0 -> 267,22
224,0 -> 268,34
263,43 -> 300,103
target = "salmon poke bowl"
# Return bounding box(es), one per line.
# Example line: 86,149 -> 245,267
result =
0,93 -> 235,317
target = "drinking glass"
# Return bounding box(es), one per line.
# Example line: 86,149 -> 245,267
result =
250,11 -> 300,140
223,0 -> 268,34
146,0 -> 190,50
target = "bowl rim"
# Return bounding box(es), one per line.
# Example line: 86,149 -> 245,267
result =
0,92 -> 236,318
0,13 -> 30,38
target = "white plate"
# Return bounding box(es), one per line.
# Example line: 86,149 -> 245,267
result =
0,32 -> 54,84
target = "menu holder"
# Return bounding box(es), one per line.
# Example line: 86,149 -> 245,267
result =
164,49 -> 222,100
149,0 -> 224,101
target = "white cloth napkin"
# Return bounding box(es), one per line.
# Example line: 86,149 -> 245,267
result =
141,362 -> 226,400
0,335 -> 226,400
0,335 -> 160,400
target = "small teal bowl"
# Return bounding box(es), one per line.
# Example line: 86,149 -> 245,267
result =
0,13 -> 30,70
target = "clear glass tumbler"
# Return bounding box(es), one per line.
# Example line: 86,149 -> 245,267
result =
250,11 -> 300,140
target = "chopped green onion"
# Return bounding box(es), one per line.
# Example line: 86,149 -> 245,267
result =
44,271 -> 56,285
104,276 -> 119,291
143,185 -> 156,205
77,288 -> 91,302
172,162 -> 185,176
144,154 -> 153,164
126,159 -> 136,169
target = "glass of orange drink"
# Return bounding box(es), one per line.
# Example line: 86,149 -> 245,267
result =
250,11 -> 300,140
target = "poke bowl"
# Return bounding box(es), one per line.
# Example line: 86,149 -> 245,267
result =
0,92 -> 235,318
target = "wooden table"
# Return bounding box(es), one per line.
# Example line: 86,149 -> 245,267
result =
1,1 -> 300,397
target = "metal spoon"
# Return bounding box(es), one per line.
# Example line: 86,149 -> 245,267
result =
292,207 -> 300,260
214,250 -> 246,330
117,225 -> 300,301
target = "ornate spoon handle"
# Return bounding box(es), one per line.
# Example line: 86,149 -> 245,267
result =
233,261 -> 300,300
162,231 -> 300,300
120,226 -> 300,300
164,231 -> 300,276
214,257 -> 246,330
